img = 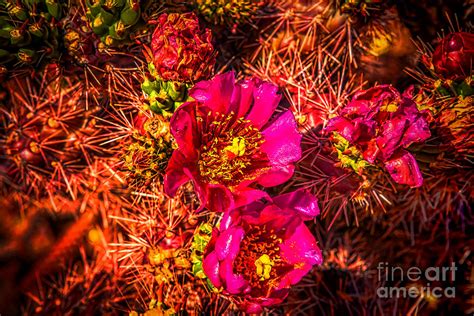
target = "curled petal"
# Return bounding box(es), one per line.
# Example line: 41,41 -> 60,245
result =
190,72 -> 236,115
280,222 -> 322,268
234,79 -> 256,118
203,252 -> 222,288
342,100 -> 373,118
400,108 -> 431,147
256,165 -> 295,187
384,150 -> 424,187
278,263 -> 312,290
170,102 -> 200,158
164,151 -> 192,197
242,301 -> 264,314
261,111 -> 301,166
363,139 -> 380,163
233,188 -> 270,209
352,85 -> 401,112
206,184 -> 235,212
376,117 -> 408,160
241,295 -> 287,314
245,80 -> 281,128
215,227 -> 245,261
272,189 -> 320,220
219,259 -> 248,294
326,117 -> 356,142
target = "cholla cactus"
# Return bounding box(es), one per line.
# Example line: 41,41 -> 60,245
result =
194,0 -> 264,29
0,0 -> 65,70
0,69 -> 107,198
22,248 -> 125,315
122,113 -> 175,189
435,96 -> 473,155
62,7 -> 109,66
85,0 -> 149,46
109,188 -> 212,314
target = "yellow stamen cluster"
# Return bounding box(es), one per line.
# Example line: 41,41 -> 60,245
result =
380,100 -> 399,112
255,254 -> 274,281
224,136 -> 246,158
198,112 -> 267,187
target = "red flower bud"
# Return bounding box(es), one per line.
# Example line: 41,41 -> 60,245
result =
432,32 -> 474,80
151,13 -> 216,82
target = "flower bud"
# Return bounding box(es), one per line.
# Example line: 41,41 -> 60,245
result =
432,32 -> 474,80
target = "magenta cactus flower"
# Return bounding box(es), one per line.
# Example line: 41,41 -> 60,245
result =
202,189 -> 322,313
326,85 -> 431,187
164,71 -> 302,212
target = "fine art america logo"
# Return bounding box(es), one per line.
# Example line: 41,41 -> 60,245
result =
377,262 -> 457,298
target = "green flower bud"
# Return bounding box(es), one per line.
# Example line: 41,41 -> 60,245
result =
454,80 -> 474,98
120,5 -> 140,26
91,11 -> 114,35
104,0 -> 126,9
9,5 -> 28,21
0,48 -> 11,59
165,81 -> 186,101
17,48 -> 37,64
10,29 -> 25,45
86,0 -> 103,16
0,25 -> 14,39
109,21 -> 127,40
28,23 -> 44,38
141,79 -> 155,95
45,0 -> 62,19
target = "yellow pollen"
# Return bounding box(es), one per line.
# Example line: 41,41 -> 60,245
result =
93,16 -> 103,28
224,136 -> 246,158
381,102 -> 398,112
255,254 -> 274,281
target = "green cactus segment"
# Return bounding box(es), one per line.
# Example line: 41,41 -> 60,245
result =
85,0 -> 150,46
142,71 -> 191,118
333,132 -> 370,174
190,223 -> 214,284
0,0 -> 65,67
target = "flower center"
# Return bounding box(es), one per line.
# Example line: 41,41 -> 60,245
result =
255,254 -> 274,281
380,100 -> 399,113
198,112 -> 268,187
234,225 -> 290,295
